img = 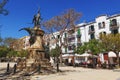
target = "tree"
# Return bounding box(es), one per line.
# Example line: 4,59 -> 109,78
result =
0,0 -> 9,15
50,45 -> 60,72
44,9 -> 82,64
50,45 -> 60,58
17,49 -> 28,58
100,33 -> 120,67
3,37 -> 17,47
0,46 -> 9,57
76,39 -> 102,55
7,49 -> 17,58
75,42 -> 89,54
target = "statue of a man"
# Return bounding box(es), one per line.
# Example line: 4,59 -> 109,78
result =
32,10 -> 41,26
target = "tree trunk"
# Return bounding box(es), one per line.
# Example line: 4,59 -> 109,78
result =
116,53 -> 120,68
59,53 -> 63,65
56,57 -> 59,72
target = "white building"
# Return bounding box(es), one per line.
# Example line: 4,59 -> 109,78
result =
48,13 -> 120,54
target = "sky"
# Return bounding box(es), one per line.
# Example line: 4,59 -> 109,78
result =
0,0 -> 120,39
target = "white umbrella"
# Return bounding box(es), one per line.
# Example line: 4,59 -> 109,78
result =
108,51 -> 116,57
62,54 -> 69,57
62,54 -> 74,57
81,52 -> 92,62
81,52 -> 92,57
119,52 -> 120,57
75,54 -> 82,57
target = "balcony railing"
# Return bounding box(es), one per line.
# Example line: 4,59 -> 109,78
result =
110,23 -> 119,30
68,37 -> 75,42
68,33 -> 75,37
89,29 -> 95,34
76,34 -> 81,38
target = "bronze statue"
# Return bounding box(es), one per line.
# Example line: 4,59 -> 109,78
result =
32,10 -> 42,26
19,28 -> 36,45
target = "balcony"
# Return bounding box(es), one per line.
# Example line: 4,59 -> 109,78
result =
89,29 -> 95,34
68,34 -> 75,38
110,23 -> 119,31
68,37 -> 75,43
76,34 -> 81,38
77,43 -> 82,46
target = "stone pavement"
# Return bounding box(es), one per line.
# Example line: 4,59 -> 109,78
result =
0,63 -> 120,80
31,66 -> 120,80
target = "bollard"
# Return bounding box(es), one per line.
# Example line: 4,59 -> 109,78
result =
6,62 -> 10,73
13,63 -> 17,74
38,64 -> 41,73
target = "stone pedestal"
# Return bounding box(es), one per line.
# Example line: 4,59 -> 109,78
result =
23,27 -> 52,73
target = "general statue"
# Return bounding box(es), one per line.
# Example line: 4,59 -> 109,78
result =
32,9 -> 42,26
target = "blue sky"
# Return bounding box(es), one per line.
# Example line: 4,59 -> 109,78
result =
0,0 -> 120,38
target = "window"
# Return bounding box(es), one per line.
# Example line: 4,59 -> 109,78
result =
102,22 -> 105,28
68,37 -> 75,42
89,25 -> 94,31
91,25 -> 94,31
68,46 -> 72,50
110,19 -> 117,26
65,47 -> 67,53
98,23 -> 102,29
111,29 -> 118,34
98,22 -> 105,29
57,35 -> 60,39
90,34 -> 95,39
51,37 -> 54,40
68,45 -> 75,50
64,33 -> 67,38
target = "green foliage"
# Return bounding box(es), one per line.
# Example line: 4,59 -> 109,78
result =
17,49 -> 28,57
7,50 -> 17,57
7,49 -> 28,58
75,42 -> 88,54
76,39 -> 102,55
50,46 -> 60,57
3,37 -> 17,47
100,33 -> 120,66
0,46 -> 28,58
0,46 -> 9,57
88,39 -> 102,54
100,33 -> 120,52
0,37 -> 28,58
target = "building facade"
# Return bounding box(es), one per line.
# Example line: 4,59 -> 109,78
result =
48,14 -> 120,54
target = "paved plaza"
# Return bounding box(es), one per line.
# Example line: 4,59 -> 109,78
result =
31,66 -> 120,80
0,63 -> 120,80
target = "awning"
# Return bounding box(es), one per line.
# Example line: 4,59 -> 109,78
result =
108,51 -> 116,57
